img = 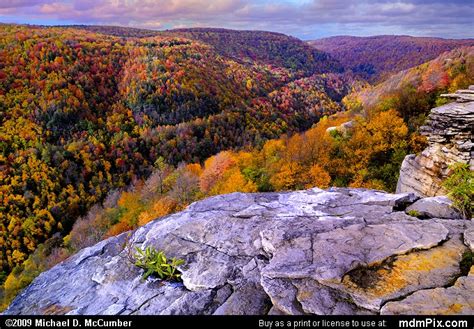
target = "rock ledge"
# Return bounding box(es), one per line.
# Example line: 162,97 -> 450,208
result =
397,90 -> 474,197
4,188 -> 473,315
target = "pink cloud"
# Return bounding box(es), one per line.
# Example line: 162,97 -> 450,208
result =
23,0 -> 248,25
0,0 -> 472,39
39,2 -> 72,14
0,0 -> 44,9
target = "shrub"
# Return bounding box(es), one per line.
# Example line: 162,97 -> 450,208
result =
407,210 -> 421,218
460,251 -> 473,276
133,246 -> 184,281
442,163 -> 473,219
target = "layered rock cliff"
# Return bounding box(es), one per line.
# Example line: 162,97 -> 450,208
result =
397,87 -> 474,196
4,188 -> 473,315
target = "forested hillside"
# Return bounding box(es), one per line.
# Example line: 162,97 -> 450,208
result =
163,28 -> 343,75
69,25 -> 344,77
348,46 -> 474,131
309,35 -> 474,81
0,24 -> 347,284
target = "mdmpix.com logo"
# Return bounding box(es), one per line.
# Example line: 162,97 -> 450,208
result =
399,318 -> 469,328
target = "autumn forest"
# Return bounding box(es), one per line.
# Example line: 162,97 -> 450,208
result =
0,24 -> 473,309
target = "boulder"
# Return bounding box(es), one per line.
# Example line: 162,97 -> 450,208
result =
4,188 -> 473,315
406,196 -> 461,219
325,121 -> 354,136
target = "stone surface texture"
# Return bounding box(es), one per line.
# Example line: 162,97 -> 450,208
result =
406,196 -> 461,219
4,188 -> 473,315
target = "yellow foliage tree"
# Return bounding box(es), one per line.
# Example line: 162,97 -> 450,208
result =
210,168 -> 257,195
186,163 -> 203,177
138,197 -> 177,226
340,109 -> 409,188
270,161 -> 306,191
366,109 -> 408,152
306,164 -> 331,189
199,152 -> 236,193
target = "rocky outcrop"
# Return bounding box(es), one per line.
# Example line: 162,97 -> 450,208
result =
326,121 -> 354,136
397,91 -> 474,197
406,196 -> 462,219
440,85 -> 474,103
4,188 -> 473,315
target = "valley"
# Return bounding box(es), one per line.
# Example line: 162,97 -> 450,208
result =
0,24 -> 473,313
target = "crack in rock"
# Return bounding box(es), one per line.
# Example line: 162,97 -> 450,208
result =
339,235 -> 467,312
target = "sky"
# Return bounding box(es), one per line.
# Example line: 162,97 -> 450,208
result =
0,0 -> 473,40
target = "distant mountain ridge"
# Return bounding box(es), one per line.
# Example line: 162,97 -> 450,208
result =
309,35 -> 474,81
64,25 -> 343,76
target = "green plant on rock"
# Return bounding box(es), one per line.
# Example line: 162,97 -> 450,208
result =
442,163 -> 473,219
407,209 -> 421,218
133,246 -> 184,280
460,251 -> 473,276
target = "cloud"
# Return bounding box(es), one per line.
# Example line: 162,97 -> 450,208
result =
39,2 -> 70,14
0,0 -> 472,39
378,2 -> 416,15
0,0 -> 43,9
